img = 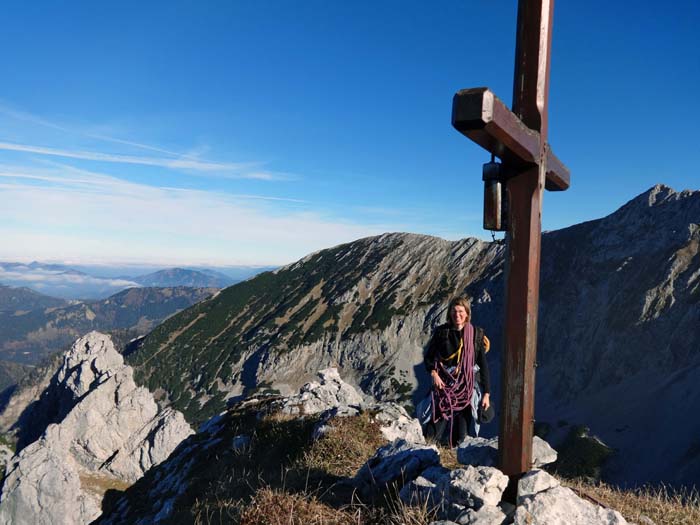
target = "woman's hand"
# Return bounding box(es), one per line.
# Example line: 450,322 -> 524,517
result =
431,370 -> 445,390
481,393 -> 490,410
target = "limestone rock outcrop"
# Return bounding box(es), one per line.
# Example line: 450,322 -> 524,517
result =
354,438 -> 440,495
282,367 -> 365,415
0,332 -> 193,525
456,435 -> 557,469
514,470 -> 628,524
397,451 -> 629,525
287,367 -> 426,444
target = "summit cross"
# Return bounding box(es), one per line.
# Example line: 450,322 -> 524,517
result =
451,0 -> 570,483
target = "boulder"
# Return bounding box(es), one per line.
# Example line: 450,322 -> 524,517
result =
438,466 -> 509,509
282,367 -> 365,416
371,402 -> 425,444
454,505 -> 508,525
532,435 -> 558,467
457,436 -> 557,468
399,475 -> 439,506
514,485 -> 629,524
456,437 -> 498,467
517,469 -> 560,504
355,439 -> 440,494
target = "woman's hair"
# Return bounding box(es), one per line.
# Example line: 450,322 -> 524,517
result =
447,296 -> 471,324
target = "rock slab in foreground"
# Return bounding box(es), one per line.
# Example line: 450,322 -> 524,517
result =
457,435 -> 557,468
514,485 -> 628,524
355,439 -> 440,495
440,466 -> 509,509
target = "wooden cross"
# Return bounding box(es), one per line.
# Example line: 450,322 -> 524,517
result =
451,0 -> 570,482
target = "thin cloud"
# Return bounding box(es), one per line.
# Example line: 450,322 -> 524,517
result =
0,104 -> 295,181
0,165 -> 306,203
0,165 -> 396,265
0,103 -> 219,161
0,141 -> 257,173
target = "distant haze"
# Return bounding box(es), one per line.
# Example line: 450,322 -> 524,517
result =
0,261 -> 275,300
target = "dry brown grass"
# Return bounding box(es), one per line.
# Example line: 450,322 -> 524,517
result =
182,406 -> 700,525
436,444 -> 459,470
79,472 -> 132,500
239,487 -> 360,525
565,478 -> 700,525
301,412 -> 386,478
237,486 -> 438,525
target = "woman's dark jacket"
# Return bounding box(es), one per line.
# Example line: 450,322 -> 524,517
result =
424,323 -> 491,394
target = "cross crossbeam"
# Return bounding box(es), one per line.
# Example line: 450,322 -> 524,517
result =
452,87 -> 569,191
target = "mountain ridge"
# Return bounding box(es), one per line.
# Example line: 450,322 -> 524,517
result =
120,183 -> 700,487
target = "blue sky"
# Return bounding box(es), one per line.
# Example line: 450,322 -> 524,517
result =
1,1 -> 698,266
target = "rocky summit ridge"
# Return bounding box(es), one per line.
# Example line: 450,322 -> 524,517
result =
123,184 -> 700,487
0,332 -> 193,525
94,365 -> 636,525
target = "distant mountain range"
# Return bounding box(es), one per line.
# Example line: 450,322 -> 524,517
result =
0,262 -> 274,300
0,285 -> 69,312
131,268 -> 232,288
0,285 -> 218,366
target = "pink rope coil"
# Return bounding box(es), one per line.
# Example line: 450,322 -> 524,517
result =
431,323 -> 475,447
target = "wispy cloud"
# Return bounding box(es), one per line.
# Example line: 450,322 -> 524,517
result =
0,164 -> 306,203
0,165 -> 395,265
0,104 -> 296,181
0,141 -> 261,174
0,103 -> 218,160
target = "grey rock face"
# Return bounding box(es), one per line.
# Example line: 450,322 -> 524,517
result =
438,466 -> 509,509
291,369 -> 425,445
354,439 -> 440,493
517,468 -> 560,504
0,332 -> 193,525
514,485 -> 629,525
282,367 -> 365,416
456,435 -> 557,468
0,444 -> 12,474
399,475 -> 439,506
370,402 -> 425,444
456,437 -> 499,467
455,505 -> 508,525
0,433 -> 100,525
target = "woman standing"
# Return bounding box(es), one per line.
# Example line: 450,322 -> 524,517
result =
424,296 -> 491,446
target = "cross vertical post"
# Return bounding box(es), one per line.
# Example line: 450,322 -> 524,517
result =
500,0 -> 554,480
450,0 -> 570,490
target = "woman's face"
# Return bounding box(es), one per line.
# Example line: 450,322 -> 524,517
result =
450,305 -> 468,328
